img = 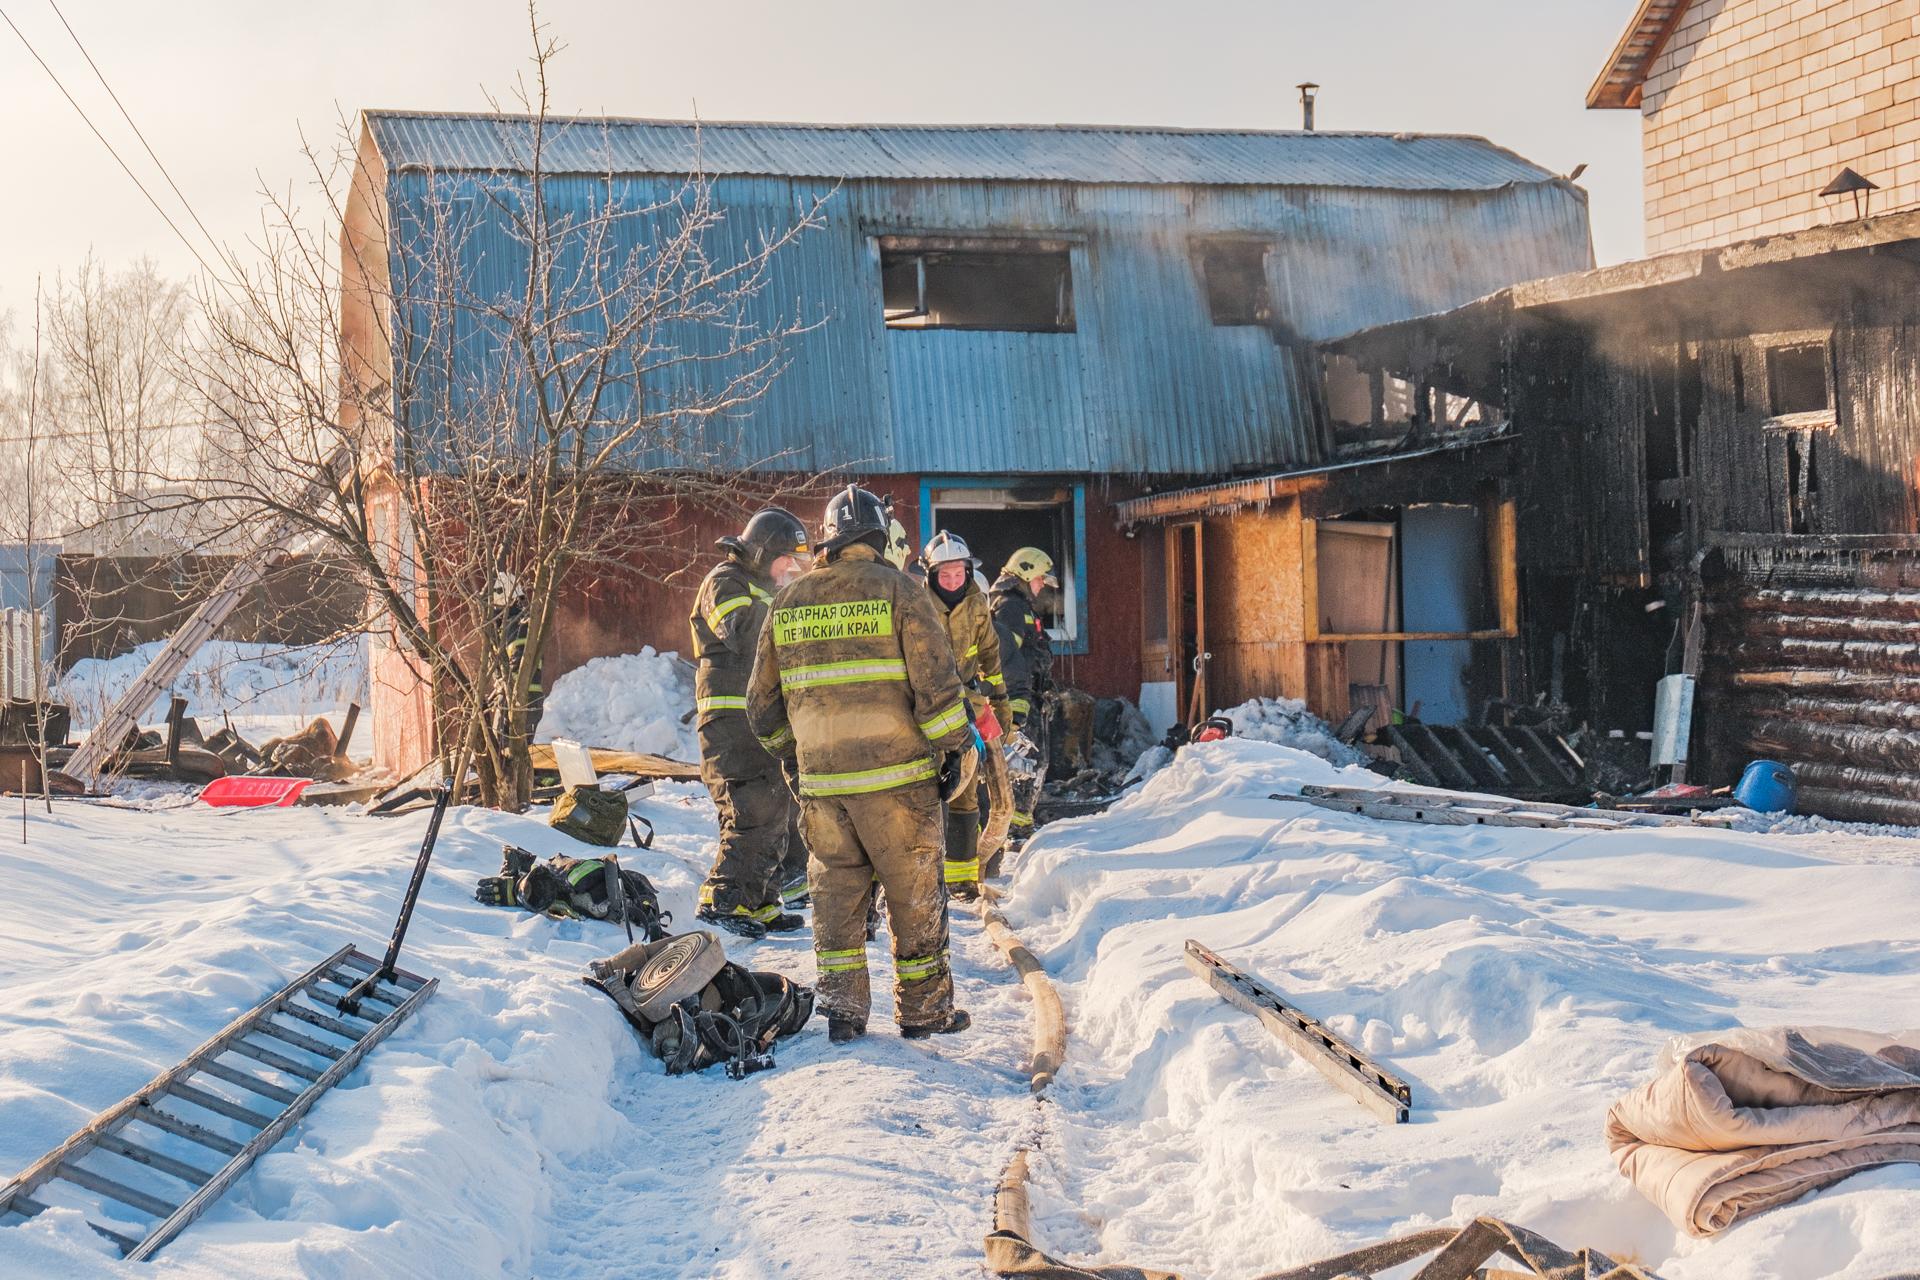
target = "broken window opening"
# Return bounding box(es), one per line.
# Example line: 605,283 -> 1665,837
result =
1322,354 -> 1375,432
1196,240 -> 1272,327
924,481 -> 1086,651
880,240 -> 1074,332
1764,341 -> 1832,421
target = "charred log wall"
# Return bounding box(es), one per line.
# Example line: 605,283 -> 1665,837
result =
1703,537 -> 1920,825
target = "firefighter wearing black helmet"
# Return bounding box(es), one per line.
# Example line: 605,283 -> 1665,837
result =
691,507 -> 815,938
747,485 -> 976,1043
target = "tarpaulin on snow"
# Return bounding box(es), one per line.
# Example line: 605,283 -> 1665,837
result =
1606,1026 -> 1920,1236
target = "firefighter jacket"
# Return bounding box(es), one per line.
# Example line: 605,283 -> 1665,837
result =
497,602 -> 543,698
989,573 -> 1054,723
928,577 -> 1012,733
689,554 -> 778,759
746,542 -> 973,797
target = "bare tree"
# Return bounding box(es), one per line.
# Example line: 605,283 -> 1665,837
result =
165,8 -> 828,808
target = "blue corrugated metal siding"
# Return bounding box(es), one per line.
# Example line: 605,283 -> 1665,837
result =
367,113 -> 1558,191
371,117 -> 1592,477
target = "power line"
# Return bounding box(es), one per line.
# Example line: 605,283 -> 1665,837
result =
0,4 -> 223,285
45,0 -> 232,278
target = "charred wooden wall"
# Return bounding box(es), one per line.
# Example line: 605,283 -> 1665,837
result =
1703,536 -> 1920,825
1509,293 -> 1920,812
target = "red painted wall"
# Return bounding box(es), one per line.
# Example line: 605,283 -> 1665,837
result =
550,474 -> 1144,701
371,472 -> 1145,774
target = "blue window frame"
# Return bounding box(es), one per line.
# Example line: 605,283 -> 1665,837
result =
918,477 -> 1089,656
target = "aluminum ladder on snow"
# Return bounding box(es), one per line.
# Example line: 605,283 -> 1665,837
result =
0,945 -> 433,1261
1283,783 -> 1738,831
60,448 -> 350,789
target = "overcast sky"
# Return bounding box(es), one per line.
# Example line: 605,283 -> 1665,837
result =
0,0 -> 1646,318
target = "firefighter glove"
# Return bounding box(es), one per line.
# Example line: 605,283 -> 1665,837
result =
939,742 -> 980,803
474,875 -> 520,908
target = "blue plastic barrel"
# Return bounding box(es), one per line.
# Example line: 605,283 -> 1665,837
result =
1734,760 -> 1797,814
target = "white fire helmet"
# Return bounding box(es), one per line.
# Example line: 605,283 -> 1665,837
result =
922,529 -> 978,569
490,570 -> 525,608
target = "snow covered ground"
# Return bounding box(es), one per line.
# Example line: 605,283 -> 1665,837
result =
1004,738 -> 1920,1279
3,737 -> 1918,1278
0,786 -> 1031,1278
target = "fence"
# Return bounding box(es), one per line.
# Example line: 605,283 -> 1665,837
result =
0,608 -> 53,701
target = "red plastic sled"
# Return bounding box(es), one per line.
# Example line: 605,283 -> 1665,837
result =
200,776 -> 312,808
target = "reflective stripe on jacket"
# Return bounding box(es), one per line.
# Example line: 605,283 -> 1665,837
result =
690,556 -> 776,722
746,542 -> 971,797
989,573 -> 1051,719
929,577 -> 1012,732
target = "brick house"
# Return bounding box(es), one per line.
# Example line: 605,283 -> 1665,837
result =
1591,0 -> 1920,252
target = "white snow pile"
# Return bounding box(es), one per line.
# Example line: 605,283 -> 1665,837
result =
535,648 -> 698,762
1220,695 -> 1366,766
0,786 -> 1032,1278
57,638 -> 369,733
1004,736 -> 1920,1280
1127,695 -> 1362,784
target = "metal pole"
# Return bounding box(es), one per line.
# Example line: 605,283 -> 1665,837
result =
337,779 -> 452,1015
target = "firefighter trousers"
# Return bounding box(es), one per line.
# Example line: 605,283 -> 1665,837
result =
698,762 -> 794,918
801,780 -> 953,1028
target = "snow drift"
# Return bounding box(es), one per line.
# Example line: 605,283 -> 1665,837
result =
535,648 -> 699,761
1004,737 -> 1920,1279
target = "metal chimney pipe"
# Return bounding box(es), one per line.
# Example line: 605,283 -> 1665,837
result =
1297,83 -> 1319,131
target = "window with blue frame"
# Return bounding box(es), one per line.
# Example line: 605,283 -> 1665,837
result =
918,479 -> 1089,655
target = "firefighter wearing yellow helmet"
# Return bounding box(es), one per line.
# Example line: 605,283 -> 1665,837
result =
920,530 -> 1015,899
747,486 -> 977,1043
689,508 -> 815,938
990,546 -> 1058,846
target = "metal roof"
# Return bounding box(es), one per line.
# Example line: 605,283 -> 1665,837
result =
1329,207 -> 1920,358
364,111 -> 1562,192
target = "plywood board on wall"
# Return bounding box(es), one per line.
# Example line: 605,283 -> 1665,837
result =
1198,498 -> 1307,709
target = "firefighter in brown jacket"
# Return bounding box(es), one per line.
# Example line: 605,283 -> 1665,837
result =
747,486 -> 978,1043
920,530 -> 1015,899
690,508 -> 814,939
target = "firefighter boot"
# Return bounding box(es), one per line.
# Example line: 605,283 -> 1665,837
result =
829,1014 -> 867,1044
901,1009 -> 972,1040
943,808 -> 982,902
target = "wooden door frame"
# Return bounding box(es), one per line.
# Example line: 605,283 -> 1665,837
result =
1168,521 -> 1208,723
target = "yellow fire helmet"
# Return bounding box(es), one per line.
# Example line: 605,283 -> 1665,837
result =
884,517 -> 913,571
1003,546 -> 1059,588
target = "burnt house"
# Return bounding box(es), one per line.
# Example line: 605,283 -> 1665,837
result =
1328,210 -> 1920,823
341,113 -> 1593,773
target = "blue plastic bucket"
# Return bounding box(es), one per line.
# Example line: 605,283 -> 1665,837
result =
1734,760 -> 1797,814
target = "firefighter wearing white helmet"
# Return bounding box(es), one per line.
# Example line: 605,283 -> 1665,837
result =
990,547 -> 1058,846
920,530 -> 1015,899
